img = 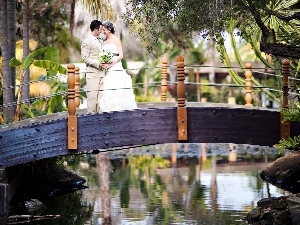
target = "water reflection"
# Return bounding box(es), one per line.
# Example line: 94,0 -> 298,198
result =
66,143 -> 287,225
96,153 -> 111,224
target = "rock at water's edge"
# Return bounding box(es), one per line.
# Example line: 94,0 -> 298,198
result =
260,152 -> 300,193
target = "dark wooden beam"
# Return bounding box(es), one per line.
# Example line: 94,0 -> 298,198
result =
0,107 -> 297,168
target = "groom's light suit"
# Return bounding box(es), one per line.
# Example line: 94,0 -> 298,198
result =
81,34 -> 105,113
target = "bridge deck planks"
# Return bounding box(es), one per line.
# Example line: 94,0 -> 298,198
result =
0,107 -> 299,168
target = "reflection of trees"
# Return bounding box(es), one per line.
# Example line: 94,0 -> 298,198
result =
41,192 -> 92,225
64,144 -> 284,224
66,155 -> 99,187
110,150 -> 210,224
111,154 -> 181,223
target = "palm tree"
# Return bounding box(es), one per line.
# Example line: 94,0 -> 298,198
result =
71,0 -> 115,36
80,0 -> 115,20
21,0 -> 30,103
0,0 -> 17,121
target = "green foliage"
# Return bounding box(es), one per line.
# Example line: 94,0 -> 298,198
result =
9,47 -> 68,120
135,94 -> 160,102
274,135 -> 300,151
10,47 -> 67,74
21,103 -> 35,118
34,60 -> 66,74
128,155 -> 170,172
216,40 -> 245,86
275,101 -> 300,151
9,57 -> 22,67
123,0 -> 300,61
16,0 -> 82,64
281,105 -> 300,122
217,17 -> 283,104
134,38 -> 181,98
22,47 -> 53,69
186,39 -> 206,65
47,81 -> 68,114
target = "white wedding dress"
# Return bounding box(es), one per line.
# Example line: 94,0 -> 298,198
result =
99,43 -> 137,112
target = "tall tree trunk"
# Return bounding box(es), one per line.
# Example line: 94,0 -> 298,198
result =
69,0 -> 75,38
0,0 -> 16,121
22,0 -> 30,103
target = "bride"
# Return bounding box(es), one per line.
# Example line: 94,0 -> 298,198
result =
99,20 -> 137,112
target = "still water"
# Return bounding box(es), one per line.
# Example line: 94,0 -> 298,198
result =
20,143 -> 289,225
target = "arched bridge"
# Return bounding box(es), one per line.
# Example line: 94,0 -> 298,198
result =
1,104 -> 299,168
0,58 -> 297,168
1,57 -> 299,223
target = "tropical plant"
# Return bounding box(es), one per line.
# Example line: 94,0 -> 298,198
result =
213,0 -> 300,105
9,47 -> 67,122
123,0 -> 300,59
80,0 -> 115,20
274,104 -> 300,151
134,39 -> 181,99
216,19 -> 281,104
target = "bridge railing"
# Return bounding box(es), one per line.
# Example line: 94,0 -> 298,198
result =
158,57 -> 291,140
0,57 -> 293,143
0,58 -> 290,120
63,57 -> 292,149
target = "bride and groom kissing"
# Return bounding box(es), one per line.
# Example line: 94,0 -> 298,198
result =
81,20 -> 137,114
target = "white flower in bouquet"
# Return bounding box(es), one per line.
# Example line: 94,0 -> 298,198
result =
99,50 -> 113,64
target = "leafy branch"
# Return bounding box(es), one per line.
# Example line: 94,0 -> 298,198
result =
9,47 -> 67,122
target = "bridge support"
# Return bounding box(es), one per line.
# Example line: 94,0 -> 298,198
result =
161,59 -> 168,101
176,56 -> 187,141
280,59 -> 290,139
0,168 -> 9,224
67,64 -> 78,150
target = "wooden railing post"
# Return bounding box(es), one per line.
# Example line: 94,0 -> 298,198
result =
281,59 -> 290,139
161,59 -> 168,101
75,67 -> 80,109
245,63 -> 253,106
176,56 -> 187,141
67,64 -> 77,150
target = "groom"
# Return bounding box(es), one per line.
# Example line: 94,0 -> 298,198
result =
81,20 -> 105,114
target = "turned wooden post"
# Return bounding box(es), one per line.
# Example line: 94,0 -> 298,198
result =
160,59 -> 168,101
195,68 -> 201,102
176,55 -> 187,141
75,67 -> 81,109
280,59 -> 290,139
245,63 -> 253,106
0,168 -> 9,224
67,64 -> 78,150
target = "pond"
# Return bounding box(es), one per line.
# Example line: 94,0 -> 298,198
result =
9,143 -> 289,225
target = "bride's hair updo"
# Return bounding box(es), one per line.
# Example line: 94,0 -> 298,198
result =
102,20 -> 115,34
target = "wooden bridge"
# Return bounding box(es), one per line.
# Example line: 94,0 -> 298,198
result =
0,57 -> 298,222
0,58 -> 296,168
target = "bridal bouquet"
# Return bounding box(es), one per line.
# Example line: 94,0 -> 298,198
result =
99,50 -> 113,64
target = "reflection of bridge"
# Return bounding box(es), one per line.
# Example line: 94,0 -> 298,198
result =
0,56 -> 298,222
